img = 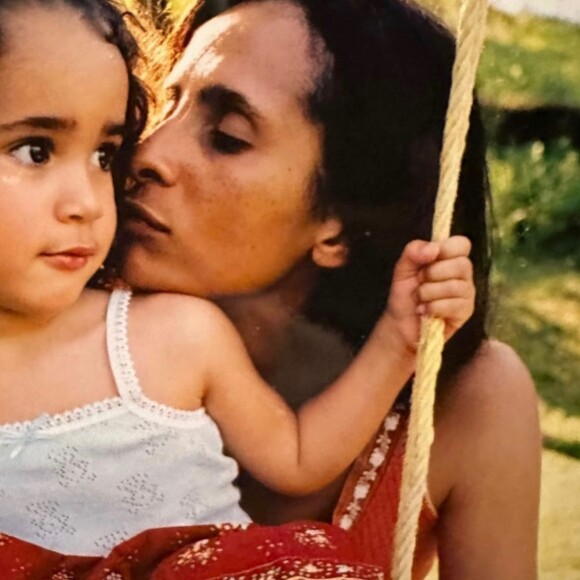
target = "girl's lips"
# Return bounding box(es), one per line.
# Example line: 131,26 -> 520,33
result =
41,247 -> 95,272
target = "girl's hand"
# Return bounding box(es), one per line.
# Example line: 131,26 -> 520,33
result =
384,236 -> 475,354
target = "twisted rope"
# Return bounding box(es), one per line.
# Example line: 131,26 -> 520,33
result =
391,1 -> 489,578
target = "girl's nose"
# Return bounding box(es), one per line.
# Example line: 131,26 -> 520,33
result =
55,170 -> 105,224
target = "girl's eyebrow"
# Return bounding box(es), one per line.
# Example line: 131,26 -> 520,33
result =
104,122 -> 127,138
0,116 -> 76,132
0,117 -> 126,138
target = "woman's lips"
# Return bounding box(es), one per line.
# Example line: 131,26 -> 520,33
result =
41,247 -> 96,271
123,200 -> 171,235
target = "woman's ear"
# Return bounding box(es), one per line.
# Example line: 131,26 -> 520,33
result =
312,217 -> 348,268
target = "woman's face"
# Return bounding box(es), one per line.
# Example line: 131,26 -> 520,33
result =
122,1 -> 336,298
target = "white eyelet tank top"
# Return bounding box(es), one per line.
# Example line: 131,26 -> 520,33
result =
0,289 -> 250,556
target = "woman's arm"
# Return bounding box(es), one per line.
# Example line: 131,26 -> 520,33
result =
430,341 -> 541,579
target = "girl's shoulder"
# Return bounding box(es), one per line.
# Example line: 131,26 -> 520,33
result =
428,340 -> 541,509
129,291 -> 232,338
128,290 -> 244,360
113,290 -> 241,410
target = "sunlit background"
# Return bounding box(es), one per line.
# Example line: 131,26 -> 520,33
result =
415,5 -> 580,578
136,1 -> 580,576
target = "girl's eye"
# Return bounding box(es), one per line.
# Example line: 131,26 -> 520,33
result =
10,139 -> 53,166
91,143 -> 120,172
210,130 -> 250,155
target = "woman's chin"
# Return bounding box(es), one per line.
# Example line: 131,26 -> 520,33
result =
121,254 -> 196,297
120,250 -> 159,292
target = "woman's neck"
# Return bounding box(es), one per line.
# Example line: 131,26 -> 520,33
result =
216,261 -> 317,377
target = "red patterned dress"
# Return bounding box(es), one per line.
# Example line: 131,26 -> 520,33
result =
0,407 -> 437,579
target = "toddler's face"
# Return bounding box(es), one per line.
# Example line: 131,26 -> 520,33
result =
0,3 -> 128,318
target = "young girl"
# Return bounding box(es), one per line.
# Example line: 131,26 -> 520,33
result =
0,0 -> 475,558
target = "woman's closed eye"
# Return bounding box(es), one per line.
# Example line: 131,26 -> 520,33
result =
210,129 -> 251,155
10,137 -> 54,166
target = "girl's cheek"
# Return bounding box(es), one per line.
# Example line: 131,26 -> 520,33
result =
0,164 -> 26,189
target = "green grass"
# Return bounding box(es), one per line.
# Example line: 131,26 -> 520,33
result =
488,140 -> 580,261
419,1 -> 580,109
493,259 -> 580,424
479,11 -> 580,109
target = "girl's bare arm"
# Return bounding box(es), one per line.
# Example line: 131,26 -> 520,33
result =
198,237 -> 475,494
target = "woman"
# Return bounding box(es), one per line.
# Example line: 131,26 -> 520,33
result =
0,0 -> 540,577
117,0 -> 541,577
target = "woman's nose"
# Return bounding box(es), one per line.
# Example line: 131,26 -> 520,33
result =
132,123 -> 178,188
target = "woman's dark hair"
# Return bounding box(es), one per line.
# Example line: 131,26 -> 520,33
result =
0,0 -> 148,202
180,0 -> 492,389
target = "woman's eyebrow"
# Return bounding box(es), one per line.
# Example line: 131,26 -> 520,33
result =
198,84 -> 264,129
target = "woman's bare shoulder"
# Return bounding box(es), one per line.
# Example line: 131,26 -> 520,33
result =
428,341 -> 541,578
437,340 -> 538,427
429,339 -> 541,507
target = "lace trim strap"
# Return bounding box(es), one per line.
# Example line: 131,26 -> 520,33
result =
106,289 -> 137,402
105,289 -> 207,427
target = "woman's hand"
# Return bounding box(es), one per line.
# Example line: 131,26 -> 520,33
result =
383,236 -> 475,353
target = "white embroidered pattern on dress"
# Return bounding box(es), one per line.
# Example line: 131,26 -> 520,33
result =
176,538 -> 223,568
179,490 -> 211,521
294,526 -> 335,549
102,572 -> 124,580
49,571 -> 76,580
338,411 -> 401,530
209,559 -> 385,580
94,530 -> 131,553
116,472 -> 166,515
132,420 -> 176,456
26,500 -> 76,539
48,445 -> 98,488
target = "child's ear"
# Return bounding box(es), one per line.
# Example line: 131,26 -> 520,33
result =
312,217 -> 348,268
